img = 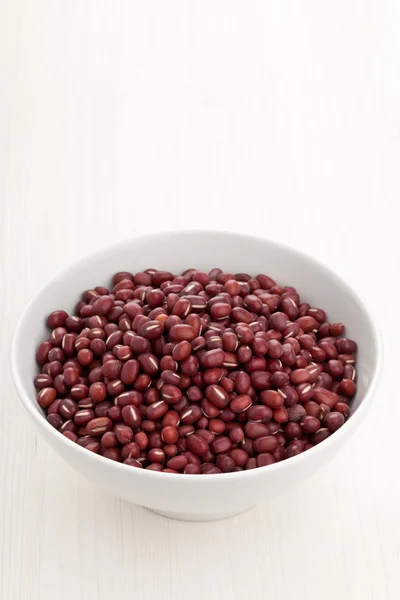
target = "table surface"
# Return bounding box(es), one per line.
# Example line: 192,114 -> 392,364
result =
1,1 -> 399,598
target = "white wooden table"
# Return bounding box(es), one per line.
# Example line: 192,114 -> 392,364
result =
1,1 -> 399,598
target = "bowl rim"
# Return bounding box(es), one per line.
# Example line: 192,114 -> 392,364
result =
11,228 -> 382,482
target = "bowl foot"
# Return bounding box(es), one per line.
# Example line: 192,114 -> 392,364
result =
149,507 -> 254,522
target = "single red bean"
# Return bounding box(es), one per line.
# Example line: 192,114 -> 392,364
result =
215,454 -> 235,472
295,316 -> 318,333
146,448 -> 165,464
229,427 -> 244,444
313,388 -> 340,409
114,424 -> 134,444
87,417 -> 112,436
260,390 -> 284,409
335,402 -> 351,418
249,371 -> 271,390
296,382 -> 314,402
253,436 -> 278,454
166,455 -> 187,471
300,415 -> 320,434
234,371 -> 251,394
73,407 -> 94,426
161,384 -> 182,404
211,436 -> 232,454
147,400 -> 169,420
169,324 -> 196,342
230,394 -> 252,413
134,374 -> 152,391
121,404 -> 141,428
186,434 -> 209,457
245,422 -> 270,439
205,384 -> 229,409
267,339 -> 283,359
312,428 -> 331,445
284,440 -> 305,458
37,387 -> 56,408
328,322 -> 344,337
339,379 -> 357,397
228,448 -> 247,467
161,426 -> 179,444
273,407 -> 288,424
325,411 -> 345,432
254,453 -> 275,467
180,405 -> 203,425
133,432 -> 148,450
245,458 -> 257,470
94,400 -> 113,417
47,310 -> 68,328
286,404 -> 306,423
268,312 -> 287,332
246,405 -> 273,423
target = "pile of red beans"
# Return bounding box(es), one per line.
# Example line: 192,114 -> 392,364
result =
34,268 -> 357,474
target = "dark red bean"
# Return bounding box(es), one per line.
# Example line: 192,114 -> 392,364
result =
335,402 -> 351,419
161,384 -> 182,404
287,404 -> 307,423
249,371 -> 271,390
36,341 -> 53,365
180,405 -> 202,425
234,371 -> 251,394
230,394 -> 252,413
267,339 -> 283,358
313,388 -> 340,409
300,415 -> 320,434
325,411 -> 345,432
34,374 -> 53,390
312,428 -> 331,445
86,417 -> 112,436
268,312 -> 287,332
47,310 -> 68,328
37,387 -> 56,408
256,453 -> 275,467
147,401 -> 169,420
121,404 -> 141,428
205,384 -> 229,409
186,434 -> 209,457
260,390 -> 284,409
201,349 -> 225,368
211,436 -> 232,454
245,422 -> 270,439
228,427 -> 244,444
246,405 -> 272,423
339,379 -> 357,397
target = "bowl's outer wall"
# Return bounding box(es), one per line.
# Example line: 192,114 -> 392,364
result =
12,231 -> 379,516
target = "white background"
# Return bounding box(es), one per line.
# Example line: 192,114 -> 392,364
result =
1,1 -> 399,599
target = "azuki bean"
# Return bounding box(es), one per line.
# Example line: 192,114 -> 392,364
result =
186,434 -> 209,457
37,387 -> 57,408
260,390 -> 284,409
325,411 -> 345,432
121,404 -> 141,428
313,388 -> 340,409
245,422 -> 270,439
205,384 -> 229,409
230,394 -> 252,413
312,428 -> 331,445
35,267 -> 357,473
339,379 -> 357,397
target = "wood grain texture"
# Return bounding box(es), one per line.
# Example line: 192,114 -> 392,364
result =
1,1 -> 399,598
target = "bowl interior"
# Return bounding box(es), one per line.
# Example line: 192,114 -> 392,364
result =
13,231 -> 378,420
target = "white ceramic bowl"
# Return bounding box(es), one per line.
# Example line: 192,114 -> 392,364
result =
11,231 -> 381,521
